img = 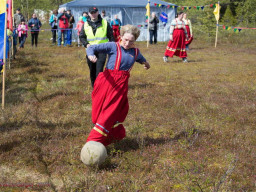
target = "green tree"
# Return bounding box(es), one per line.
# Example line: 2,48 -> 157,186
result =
235,0 -> 256,26
13,0 -> 71,20
222,5 -> 236,25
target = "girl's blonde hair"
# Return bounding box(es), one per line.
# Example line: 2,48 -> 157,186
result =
120,25 -> 140,40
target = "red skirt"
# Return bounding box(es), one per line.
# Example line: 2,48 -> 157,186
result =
112,25 -> 120,42
185,25 -> 193,45
164,28 -> 187,58
86,69 -> 130,146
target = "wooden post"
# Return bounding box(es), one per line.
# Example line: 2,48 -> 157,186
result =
11,0 -> 14,60
146,0 -> 150,48
26,0 -> 29,22
147,15 -> 150,48
215,20 -> 218,48
2,3 -> 8,109
8,39 -> 11,69
214,1 -> 220,48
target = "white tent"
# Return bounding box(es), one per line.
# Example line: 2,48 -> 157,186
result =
59,0 -> 177,41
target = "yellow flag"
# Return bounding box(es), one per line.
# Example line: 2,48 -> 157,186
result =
0,0 -> 7,14
145,1 -> 150,18
213,3 -> 221,21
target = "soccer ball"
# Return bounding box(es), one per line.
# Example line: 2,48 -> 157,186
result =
80,141 -> 107,166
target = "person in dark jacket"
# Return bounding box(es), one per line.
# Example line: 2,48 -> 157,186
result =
79,6 -> 114,87
67,10 -> 75,46
28,13 -> 42,47
149,12 -> 159,44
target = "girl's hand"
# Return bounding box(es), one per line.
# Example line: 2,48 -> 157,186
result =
169,35 -> 173,41
88,55 -> 97,63
143,61 -> 150,70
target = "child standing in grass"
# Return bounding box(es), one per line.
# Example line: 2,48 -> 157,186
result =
75,16 -> 84,47
17,19 -> 28,49
85,25 -> 150,146
183,13 -> 193,50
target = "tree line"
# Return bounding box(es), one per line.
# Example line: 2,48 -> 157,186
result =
13,0 -> 256,29
168,0 -> 256,26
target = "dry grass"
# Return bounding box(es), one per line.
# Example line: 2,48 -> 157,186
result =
0,32 -> 255,192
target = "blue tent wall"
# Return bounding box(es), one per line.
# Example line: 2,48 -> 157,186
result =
59,0 -> 177,42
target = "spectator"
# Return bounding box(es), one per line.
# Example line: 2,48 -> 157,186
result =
183,13 -> 193,50
82,12 -> 88,22
28,13 -> 42,47
17,19 -> 28,49
75,16 -> 84,47
163,12 -> 188,63
67,10 -> 75,46
101,10 -> 110,23
79,6 -> 114,87
14,8 -> 25,44
149,12 -> 159,44
111,15 -> 122,42
49,10 -> 58,45
57,8 -> 70,47
12,29 -> 18,59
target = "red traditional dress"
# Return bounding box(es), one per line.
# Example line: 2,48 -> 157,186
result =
111,19 -> 121,42
164,19 -> 187,58
86,42 -> 143,146
183,19 -> 193,45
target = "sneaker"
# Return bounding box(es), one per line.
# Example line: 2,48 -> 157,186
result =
163,56 -> 168,62
183,58 -> 188,63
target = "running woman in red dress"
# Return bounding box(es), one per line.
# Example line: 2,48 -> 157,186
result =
183,13 -> 193,50
85,24 -> 150,146
163,12 -> 189,63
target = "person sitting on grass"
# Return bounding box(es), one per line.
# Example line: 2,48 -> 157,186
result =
85,24 -> 150,147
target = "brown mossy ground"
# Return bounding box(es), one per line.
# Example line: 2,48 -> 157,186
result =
0,32 -> 255,191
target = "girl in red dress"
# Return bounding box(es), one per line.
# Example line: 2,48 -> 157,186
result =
85,25 -> 150,146
111,15 -> 122,42
183,13 -> 193,50
163,12 -> 189,63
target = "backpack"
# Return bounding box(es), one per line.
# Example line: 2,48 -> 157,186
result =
59,15 -> 68,28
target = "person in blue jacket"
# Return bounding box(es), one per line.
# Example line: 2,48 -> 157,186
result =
82,12 -> 88,22
28,13 -> 42,47
49,10 -> 58,45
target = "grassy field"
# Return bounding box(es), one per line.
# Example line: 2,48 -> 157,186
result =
0,31 -> 255,192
